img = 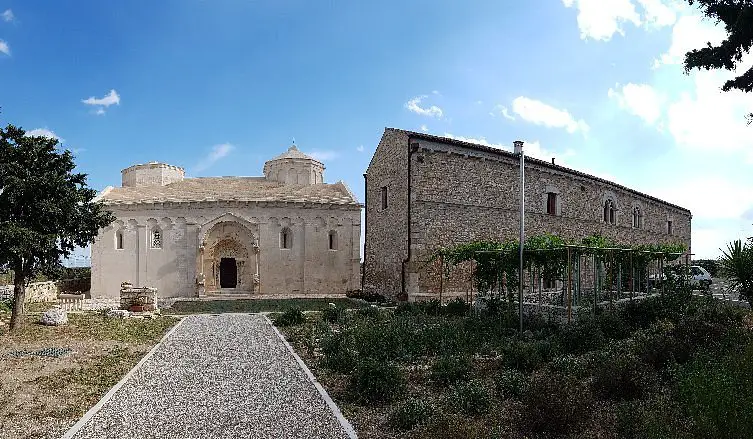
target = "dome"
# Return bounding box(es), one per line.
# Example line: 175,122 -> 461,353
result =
263,144 -> 325,185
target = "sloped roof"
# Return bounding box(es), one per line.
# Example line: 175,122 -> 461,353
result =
268,145 -> 322,163
387,128 -> 691,214
99,177 -> 360,206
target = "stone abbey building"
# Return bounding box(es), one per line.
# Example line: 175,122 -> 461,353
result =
91,146 -> 361,299
363,128 -> 692,301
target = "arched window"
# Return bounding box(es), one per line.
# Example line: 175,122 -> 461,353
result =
280,228 -> 292,249
115,230 -> 124,250
151,227 -> 163,249
603,199 -> 615,224
328,230 -> 338,250
632,207 -> 643,229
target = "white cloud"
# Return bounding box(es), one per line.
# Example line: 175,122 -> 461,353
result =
25,128 -> 63,142
405,95 -> 443,118
511,97 -> 589,134
0,40 -> 10,56
1,9 -> 13,22
82,89 -> 121,114
654,14 -> 727,67
306,150 -> 339,161
442,133 -> 574,164
491,104 -> 516,121
420,124 -> 429,132
196,143 -> 235,171
356,145 -> 365,153
608,83 -> 665,125
563,0 -> 681,41
562,0 -> 641,41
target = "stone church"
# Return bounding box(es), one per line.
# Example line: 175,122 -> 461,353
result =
91,145 -> 361,299
363,128 -> 692,301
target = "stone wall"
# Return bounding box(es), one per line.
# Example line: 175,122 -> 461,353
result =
363,128 -> 410,299
0,281 -> 60,303
120,282 -> 158,311
364,129 -> 692,300
91,203 -> 362,298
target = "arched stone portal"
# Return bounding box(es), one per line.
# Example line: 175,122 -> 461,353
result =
198,216 -> 260,295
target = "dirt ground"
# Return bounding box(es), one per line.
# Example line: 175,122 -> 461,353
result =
0,307 -> 178,439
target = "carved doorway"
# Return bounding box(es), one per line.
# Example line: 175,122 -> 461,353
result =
220,257 -> 237,288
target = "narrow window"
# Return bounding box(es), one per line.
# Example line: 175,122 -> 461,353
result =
280,228 -> 292,249
381,186 -> 388,210
328,230 -> 338,250
632,207 -> 642,229
603,200 -> 615,224
667,220 -> 673,235
151,228 -> 162,249
116,231 -> 124,249
546,192 -> 557,215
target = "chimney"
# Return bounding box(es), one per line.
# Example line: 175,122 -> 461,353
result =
552,158 -> 555,165
513,140 -> 524,154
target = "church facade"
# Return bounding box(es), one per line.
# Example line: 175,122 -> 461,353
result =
91,146 -> 361,299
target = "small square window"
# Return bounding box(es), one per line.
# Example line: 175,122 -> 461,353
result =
381,186 -> 388,210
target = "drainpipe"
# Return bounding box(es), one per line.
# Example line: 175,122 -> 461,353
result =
362,172 -> 367,291
401,137 -> 419,301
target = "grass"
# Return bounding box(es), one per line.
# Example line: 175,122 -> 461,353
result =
0,311 -> 178,439
165,298 -> 367,314
277,293 -> 753,438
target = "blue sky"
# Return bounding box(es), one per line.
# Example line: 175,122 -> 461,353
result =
1,0 -> 751,262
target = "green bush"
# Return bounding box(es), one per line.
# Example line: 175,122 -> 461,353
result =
557,316 -> 605,355
591,342 -> 657,400
443,297 -> 469,316
320,331 -> 357,373
615,395 -> 688,439
548,354 -> 588,378
596,310 -> 631,340
0,299 -> 12,313
449,379 -> 491,415
348,358 -> 406,404
387,398 -> 434,431
674,343 -> 753,439
356,305 -> 381,319
521,371 -> 593,435
633,319 -> 688,369
502,339 -> 556,372
272,308 -> 305,326
321,304 -> 346,323
494,368 -> 528,399
430,355 -> 472,385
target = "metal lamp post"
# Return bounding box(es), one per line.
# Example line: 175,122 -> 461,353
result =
514,140 -> 525,336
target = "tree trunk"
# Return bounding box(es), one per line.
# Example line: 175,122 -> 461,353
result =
9,270 -> 26,332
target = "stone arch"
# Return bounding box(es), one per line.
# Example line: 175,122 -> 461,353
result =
199,214 -> 260,293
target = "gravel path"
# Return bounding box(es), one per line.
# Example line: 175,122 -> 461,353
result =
66,314 -> 353,439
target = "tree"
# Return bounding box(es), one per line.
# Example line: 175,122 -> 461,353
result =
719,237 -> 753,305
683,0 -> 753,123
0,123 -> 114,331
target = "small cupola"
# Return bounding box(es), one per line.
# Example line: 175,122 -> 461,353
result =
263,144 -> 325,185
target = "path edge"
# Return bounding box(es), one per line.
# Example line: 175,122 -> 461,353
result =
59,316 -> 186,439
264,315 -> 358,439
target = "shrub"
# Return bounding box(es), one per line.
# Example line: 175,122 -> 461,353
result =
321,304 -> 345,323
674,343 -> 753,439
548,354 -> 588,378
320,331 -> 357,373
272,308 -> 305,326
557,316 -> 605,355
615,395 -> 689,439
502,339 -> 556,372
595,310 -> 631,340
591,342 -> 657,400
494,368 -> 528,399
443,297 -> 469,316
348,358 -> 406,404
0,299 -> 11,313
521,371 -> 593,435
355,305 -> 381,319
449,379 -> 491,415
633,319 -> 688,369
388,398 -> 434,431
430,355 -> 472,385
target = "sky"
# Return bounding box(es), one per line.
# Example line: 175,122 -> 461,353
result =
0,0 -> 751,264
